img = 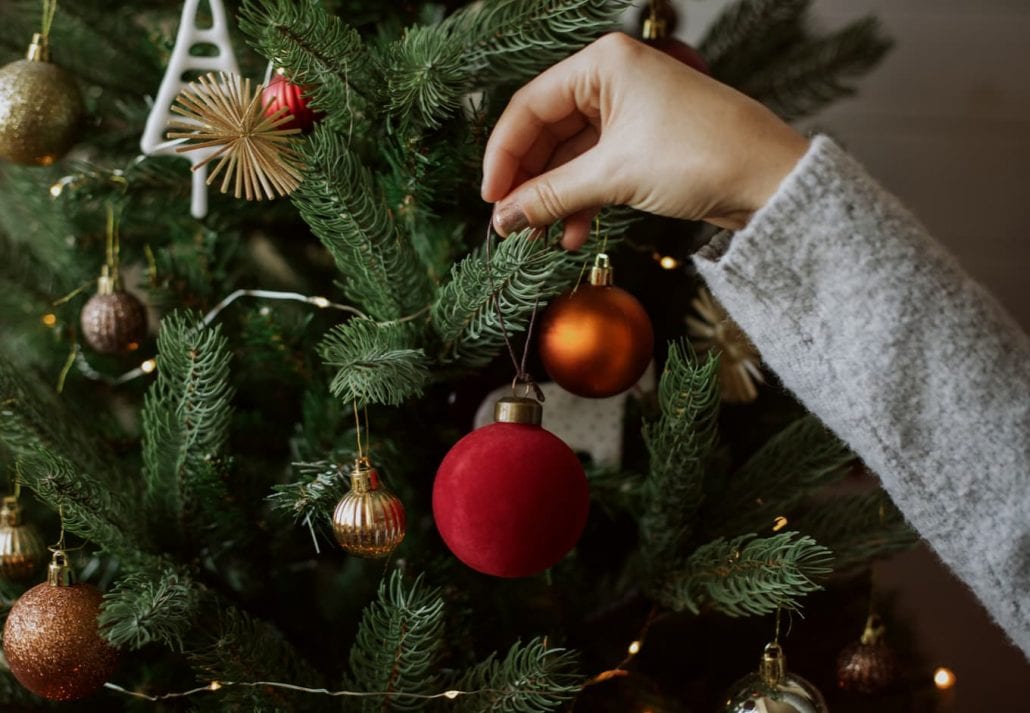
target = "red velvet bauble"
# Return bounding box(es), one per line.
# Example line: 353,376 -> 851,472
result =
539,283 -> 654,398
432,421 -> 589,578
261,73 -> 323,132
648,37 -> 709,74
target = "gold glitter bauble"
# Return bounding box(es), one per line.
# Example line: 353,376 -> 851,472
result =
332,460 -> 406,558
3,552 -> 120,701
0,497 -> 46,582
836,614 -> 900,694
723,643 -> 828,713
80,270 -> 148,355
0,35 -> 85,166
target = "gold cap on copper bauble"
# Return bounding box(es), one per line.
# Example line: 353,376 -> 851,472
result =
0,497 -> 46,582
47,549 -> 74,586
332,460 -> 406,558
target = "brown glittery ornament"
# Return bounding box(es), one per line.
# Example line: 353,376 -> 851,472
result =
0,34 -> 85,166
837,614 -> 900,694
80,266 -> 148,355
0,497 -> 45,582
539,253 -> 654,398
3,551 -> 120,701
332,459 -> 406,558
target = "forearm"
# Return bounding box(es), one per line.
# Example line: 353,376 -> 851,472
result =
694,136 -> 1030,657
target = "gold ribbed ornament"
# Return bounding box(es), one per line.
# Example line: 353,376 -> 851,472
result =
332,460 -> 406,558
723,642 -> 828,713
0,497 -> 45,581
0,34 -> 85,166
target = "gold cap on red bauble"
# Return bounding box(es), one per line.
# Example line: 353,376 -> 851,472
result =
494,395 -> 543,425
2,550 -> 120,701
539,254 -> 654,398
0,34 -> 85,166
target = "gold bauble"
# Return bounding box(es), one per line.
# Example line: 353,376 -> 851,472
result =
2,551 -> 120,701
0,497 -> 46,582
80,269 -> 148,355
723,642 -> 828,713
332,460 -> 406,558
0,35 -> 85,166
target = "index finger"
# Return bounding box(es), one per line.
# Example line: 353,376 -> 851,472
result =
481,51 -> 600,203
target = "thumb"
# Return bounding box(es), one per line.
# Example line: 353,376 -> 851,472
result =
492,149 -> 611,236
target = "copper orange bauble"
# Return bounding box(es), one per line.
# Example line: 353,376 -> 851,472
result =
539,254 -> 653,398
432,396 -> 589,578
3,551 -> 120,701
261,72 -> 322,133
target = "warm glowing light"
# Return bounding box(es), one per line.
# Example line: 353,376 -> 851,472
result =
772,515 -> 789,532
209,681 -> 223,691
41,313 -> 58,327
658,255 -> 680,270
627,640 -> 641,655
140,359 -> 157,374
49,182 -> 63,198
311,296 -> 330,308
443,690 -> 460,700
933,667 -> 956,690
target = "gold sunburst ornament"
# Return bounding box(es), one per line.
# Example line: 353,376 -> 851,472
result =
687,287 -> 764,403
167,72 -> 303,202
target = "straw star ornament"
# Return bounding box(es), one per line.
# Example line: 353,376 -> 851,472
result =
687,287 -> 765,403
167,72 -> 303,201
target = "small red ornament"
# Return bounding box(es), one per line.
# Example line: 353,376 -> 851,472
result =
261,72 -> 322,132
433,396 -> 589,578
641,2 -> 709,74
539,254 -> 654,398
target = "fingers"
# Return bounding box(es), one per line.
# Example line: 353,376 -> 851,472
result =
560,209 -> 597,251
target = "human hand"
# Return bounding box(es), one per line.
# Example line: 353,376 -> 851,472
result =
481,33 -> 810,249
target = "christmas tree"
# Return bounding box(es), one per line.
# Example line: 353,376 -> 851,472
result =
0,0 -> 922,710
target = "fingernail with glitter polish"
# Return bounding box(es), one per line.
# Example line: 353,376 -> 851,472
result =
492,202 -> 529,236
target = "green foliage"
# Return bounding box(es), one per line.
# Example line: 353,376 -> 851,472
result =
794,492 -> 916,572
452,638 -> 581,713
700,0 -> 810,82
292,127 -> 434,320
385,25 -> 470,132
269,460 -> 351,526
141,311 -> 234,547
239,0 -> 371,133
100,567 -> 202,651
656,532 -> 833,617
348,571 -> 445,711
432,231 -> 571,367
641,342 -> 720,566
706,415 -> 853,536
319,319 -> 429,407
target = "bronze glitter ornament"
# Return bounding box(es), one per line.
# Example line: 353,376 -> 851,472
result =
0,497 -> 46,582
332,459 -> 406,558
723,642 -> 828,713
80,266 -> 148,355
0,34 -> 85,166
837,614 -> 900,694
3,550 -> 120,701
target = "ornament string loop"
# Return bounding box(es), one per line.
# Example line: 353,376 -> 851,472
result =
41,0 -> 58,41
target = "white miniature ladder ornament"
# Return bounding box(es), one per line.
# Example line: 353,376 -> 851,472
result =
140,0 -> 240,219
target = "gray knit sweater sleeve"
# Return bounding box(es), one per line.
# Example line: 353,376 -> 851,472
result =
693,136 -> 1030,657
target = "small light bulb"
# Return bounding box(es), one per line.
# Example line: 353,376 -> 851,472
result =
310,296 -> 330,308
141,359 -> 157,374
933,667 -> 956,690
658,255 -> 680,270
627,640 -> 641,655
41,313 -> 58,327
49,182 -> 63,198
209,681 -> 222,691
443,690 -> 460,700
772,515 -> 789,532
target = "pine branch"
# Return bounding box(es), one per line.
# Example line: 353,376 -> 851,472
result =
319,319 -> 429,408
794,492 -> 916,572
655,532 -> 833,617
705,415 -> 853,537
239,0 -> 373,133
348,571 -> 445,712
141,311 -> 234,549
292,127 -> 434,320
384,25 -> 470,132
452,638 -> 581,713
700,0 -> 810,85
640,342 -> 720,568
431,231 -> 571,367
453,0 -> 627,85
269,460 -> 351,527
739,18 -> 893,122
100,567 -> 202,652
